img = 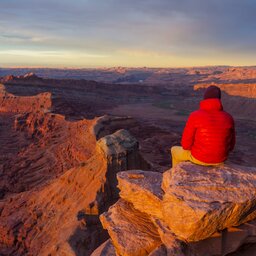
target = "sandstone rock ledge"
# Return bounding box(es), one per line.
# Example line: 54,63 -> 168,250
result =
92,162 -> 256,256
0,128 -> 149,255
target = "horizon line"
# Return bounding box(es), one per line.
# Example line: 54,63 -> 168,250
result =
1,64 -> 256,70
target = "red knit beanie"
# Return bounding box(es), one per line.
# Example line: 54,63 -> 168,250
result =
204,85 -> 221,99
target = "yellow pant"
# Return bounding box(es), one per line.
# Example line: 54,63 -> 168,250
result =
171,146 -> 223,167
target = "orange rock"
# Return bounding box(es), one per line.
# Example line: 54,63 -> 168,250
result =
194,83 -> 256,99
100,199 -> 162,256
162,162 -> 256,242
148,245 -> 167,256
97,129 -> 149,199
152,218 -> 194,256
0,84 -> 52,113
0,113 -> 147,255
117,170 -> 163,219
190,219 -> 256,256
91,239 -> 117,256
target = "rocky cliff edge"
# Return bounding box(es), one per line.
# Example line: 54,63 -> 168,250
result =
93,162 -> 256,256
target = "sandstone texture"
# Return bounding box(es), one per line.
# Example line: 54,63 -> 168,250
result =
98,163 -> 256,256
100,199 -> 162,256
91,115 -> 135,140
96,129 -> 149,199
162,162 -> 256,242
0,81 -> 148,256
0,84 -> 52,113
194,83 -> 256,99
91,239 -> 116,256
190,220 -> 256,256
97,129 -> 141,168
152,218 -> 194,256
0,127 -> 147,255
117,170 -> 163,219
148,245 -> 167,256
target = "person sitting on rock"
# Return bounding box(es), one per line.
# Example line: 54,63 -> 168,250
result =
171,85 -> 236,167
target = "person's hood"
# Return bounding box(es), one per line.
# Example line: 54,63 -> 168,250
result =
200,98 -> 223,111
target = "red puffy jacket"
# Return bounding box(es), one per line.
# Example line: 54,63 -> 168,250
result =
181,98 -> 235,163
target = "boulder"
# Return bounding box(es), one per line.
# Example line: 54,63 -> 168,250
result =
96,129 -> 139,161
190,218 -> 256,256
151,217 -> 256,256
162,162 -> 256,242
91,115 -> 135,140
100,199 -> 162,256
152,218 -> 195,256
91,239 -> 116,256
96,129 -> 149,199
148,245 -> 167,256
99,162 -> 256,255
117,170 -> 163,219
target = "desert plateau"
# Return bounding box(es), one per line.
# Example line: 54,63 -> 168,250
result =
0,66 -> 256,255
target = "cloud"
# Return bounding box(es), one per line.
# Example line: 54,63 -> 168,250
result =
0,49 -> 109,58
0,0 -> 256,66
0,33 -> 47,44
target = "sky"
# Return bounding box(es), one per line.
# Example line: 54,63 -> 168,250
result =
0,0 -> 256,68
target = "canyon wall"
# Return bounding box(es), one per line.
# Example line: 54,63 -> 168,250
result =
0,84 -> 149,255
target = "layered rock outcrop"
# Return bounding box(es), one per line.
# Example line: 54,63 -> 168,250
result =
194,83 -> 256,99
117,170 -> 163,220
101,199 -> 162,255
0,84 -> 52,113
162,163 -> 256,242
97,130 -> 150,200
91,239 -> 116,256
95,162 -> 256,256
0,103 -> 148,256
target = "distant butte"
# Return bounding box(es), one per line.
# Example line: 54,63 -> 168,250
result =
0,67 -> 255,255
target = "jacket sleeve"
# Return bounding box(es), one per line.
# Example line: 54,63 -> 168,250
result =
181,114 -> 196,150
229,121 -> 236,151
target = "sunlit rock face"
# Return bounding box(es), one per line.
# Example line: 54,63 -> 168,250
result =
97,129 -> 150,200
100,199 -> 162,256
0,83 -> 52,113
90,239 -> 116,256
0,128 -> 147,256
194,83 -> 256,99
162,162 -> 256,242
97,163 -> 256,256
0,81 -> 149,255
117,170 -> 163,219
